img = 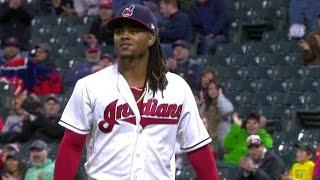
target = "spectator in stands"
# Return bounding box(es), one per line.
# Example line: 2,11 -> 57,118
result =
73,0 -> 100,17
85,0 -> 114,46
0,94 -> 64,143
166,40 -> 200,89
30,43 -> 62,95
299,30 -> 320,65
0,37 -> 28,94
91,53 -> 115,73
0,150 -> 27,180
0,0 -> 35,50
235,135 -> 285,180
189,0 -> 230,55
287,141 -> 315,180
223,113 -> 273,165
65,42 -> 102,87
198,68 -> 219,100
2,93 -> 27,133
159,0 -> 193,55
51,0 -> 75,16
143,0 -> 169,29
0,37 -> 22,62
0,38 -> 61,95
0,144 -> 20,171
200,80 -> 234,141
24,139 -> 54,180
288,0 -> 320,38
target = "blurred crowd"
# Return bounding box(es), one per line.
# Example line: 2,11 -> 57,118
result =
0,0 -> 320,179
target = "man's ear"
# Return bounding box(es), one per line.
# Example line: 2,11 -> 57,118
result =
148,34 -> 156,47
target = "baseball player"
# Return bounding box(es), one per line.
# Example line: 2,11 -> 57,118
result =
54,4 -> 218,180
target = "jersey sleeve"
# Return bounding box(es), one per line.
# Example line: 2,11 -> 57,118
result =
176,82 -> 212,153
59,79 -> 93,135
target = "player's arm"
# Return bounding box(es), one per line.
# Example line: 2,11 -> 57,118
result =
176,79 -> 219,179
187,144 -> 219,180
54,79 -> 93,180
54,129 -> 87,180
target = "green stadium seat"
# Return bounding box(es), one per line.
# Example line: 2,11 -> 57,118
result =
305,66 -> 320,79
227,54 -> 255,66
216,43 -> 242,55
59,16 -> 83,26
283,93 -> 307,107
262,30 -> 288,42
175,166 -> 195,180
268,79 -> 288,92
32,15 -> 58,27
204,55 -> 229,67
269,41 -> 299,53
255,67 -> 277,80
0,83 -> 13,112
253,53 -> 284,66
305,92 -> 320,106
252,93 -> 274,105
236,105 -> 256,117
241,42 -> 271,54
283,53 -> 303,65
275,66 -> 306,79
272,92 -> 288,106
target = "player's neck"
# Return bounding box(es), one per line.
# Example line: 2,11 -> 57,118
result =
118,56 -> 148,87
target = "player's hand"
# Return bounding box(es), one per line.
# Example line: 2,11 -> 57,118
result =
240,157 -> 254,172
298,39 -> 310,51
232,112 -> 242,126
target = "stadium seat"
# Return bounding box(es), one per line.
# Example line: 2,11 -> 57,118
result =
216,43 -> 242,55
269,41 -> 299,53
236,105 -> 257,117
0,83 -> 13,112
241,42 -> 271,54
275,66 -> 306,79
204,55 -> 228,67
253,53 -> 284,66
268,79 -> 288,92
175,166 -> 195,180
255,67 -> 277,80
305,66 -> 320,79
283,53 -> 303,66
225,54 -> 254,66
252,93 -> 274,106
262,30 -> 288,43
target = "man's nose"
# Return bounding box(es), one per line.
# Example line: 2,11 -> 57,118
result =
120,29 -> 131,39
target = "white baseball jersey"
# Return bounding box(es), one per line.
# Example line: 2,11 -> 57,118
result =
59,64 -> 211,180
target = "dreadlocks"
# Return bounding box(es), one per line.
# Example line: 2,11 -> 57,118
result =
145,38 -> 168,95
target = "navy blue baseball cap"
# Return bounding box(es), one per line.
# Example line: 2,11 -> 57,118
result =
107,4 -> 157,34
173,40 -> 191,51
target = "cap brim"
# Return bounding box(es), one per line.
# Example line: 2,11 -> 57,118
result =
107,16 -> 153,33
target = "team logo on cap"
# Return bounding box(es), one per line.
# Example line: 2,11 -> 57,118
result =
122,5 -> 135,17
